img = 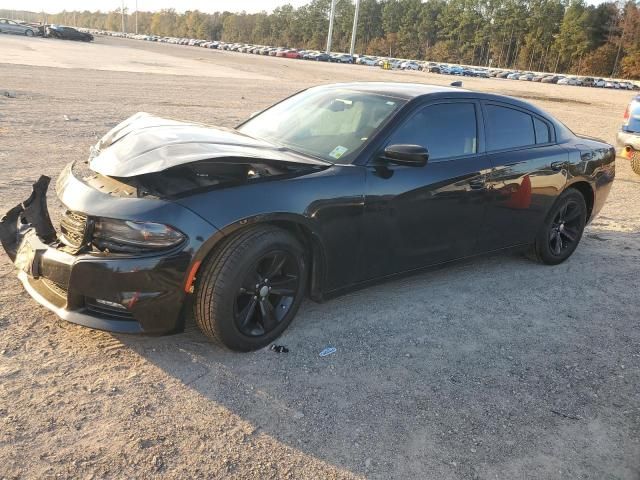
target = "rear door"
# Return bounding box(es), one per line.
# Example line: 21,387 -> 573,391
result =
479,101 -> 568,251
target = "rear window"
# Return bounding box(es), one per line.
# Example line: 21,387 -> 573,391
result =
533,118 -> 550,144
486,105 -> 535,151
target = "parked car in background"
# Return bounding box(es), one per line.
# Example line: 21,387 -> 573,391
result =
331,53 -> 354,64
47,25 -> 93,41
617,95 -> 640,175
582,77 -> 595,87
507,72 -> 522,80
401,61 -> 421,70
532,74 -> 546,82
0,18 -> 39,36
518,72 -> 535,81
558,77 -> 578,86
542,75 -> 564,84
472,68 -> 490,78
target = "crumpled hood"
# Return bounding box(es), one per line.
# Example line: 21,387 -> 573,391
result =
89,112 -> 329,177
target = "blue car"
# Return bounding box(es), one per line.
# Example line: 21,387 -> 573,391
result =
617,95 -> 640,175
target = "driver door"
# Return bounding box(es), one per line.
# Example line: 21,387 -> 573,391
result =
362,100 -> 492,279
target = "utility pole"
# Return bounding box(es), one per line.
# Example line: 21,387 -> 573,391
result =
135,0 -> 138,34
121,0 -> 126,33
349,0 -> 360,57
326,0 -> 337,55
612,10 -> 628,78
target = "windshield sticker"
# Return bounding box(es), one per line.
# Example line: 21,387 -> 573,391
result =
386,101 -> 396,106
329,145 -> 348,159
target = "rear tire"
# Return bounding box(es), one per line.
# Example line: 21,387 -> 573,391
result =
194,226 -> 307,351
630,152 -> 640,176
528,189 -> 587,265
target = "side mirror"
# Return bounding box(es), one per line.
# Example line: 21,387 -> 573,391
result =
383,144 -> 429,167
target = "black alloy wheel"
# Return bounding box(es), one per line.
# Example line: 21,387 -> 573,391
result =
548,199 -> 582,256
195,226 -> 306,351
529,188 -> 587,265
234,250 -> 300,337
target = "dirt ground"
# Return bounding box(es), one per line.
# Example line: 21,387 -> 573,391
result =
0,34 -> 638,480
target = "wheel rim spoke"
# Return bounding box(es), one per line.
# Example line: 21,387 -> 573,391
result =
558,203 -> 569,222
263,253 -> 287,279
234,249 -> 300,337
240,271 -> 262,295
259,299 -> 277,331
560,227 -> 577,242
563,208 -> 581,223
551,232 -> 562,255
269,275 -> 298,296
238,297 -> 258,329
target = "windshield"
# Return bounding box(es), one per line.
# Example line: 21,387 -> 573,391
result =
237,88 -> 406,164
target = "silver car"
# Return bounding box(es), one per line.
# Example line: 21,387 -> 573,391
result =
0,18 -> 38,36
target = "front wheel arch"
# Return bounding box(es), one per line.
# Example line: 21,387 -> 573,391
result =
190,216 -> 328,303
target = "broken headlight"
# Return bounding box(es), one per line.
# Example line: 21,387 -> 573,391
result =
93,218 -> 185,252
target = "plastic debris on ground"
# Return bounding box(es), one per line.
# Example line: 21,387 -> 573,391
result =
319,346 -> 337,357
270,344 -> 289,353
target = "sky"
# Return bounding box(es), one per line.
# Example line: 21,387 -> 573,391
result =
0,0 -> 606,14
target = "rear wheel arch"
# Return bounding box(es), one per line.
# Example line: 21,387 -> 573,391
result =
565,181 -> 594,222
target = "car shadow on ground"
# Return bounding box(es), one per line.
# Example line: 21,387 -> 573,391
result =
117,231 -> 640,479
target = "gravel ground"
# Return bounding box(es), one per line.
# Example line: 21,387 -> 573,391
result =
0,35 -> 638,480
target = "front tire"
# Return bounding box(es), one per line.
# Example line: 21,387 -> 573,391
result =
529,189 -> 587,265
25,29 -> 34,37
194,226 -> 307,351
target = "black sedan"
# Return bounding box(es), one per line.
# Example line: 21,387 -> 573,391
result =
47,25 -> 93,41
0,83 -> 615,351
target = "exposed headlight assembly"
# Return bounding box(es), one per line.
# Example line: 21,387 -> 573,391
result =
93,218 -> 185,252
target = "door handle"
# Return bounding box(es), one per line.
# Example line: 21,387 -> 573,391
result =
551,161 -> 567,171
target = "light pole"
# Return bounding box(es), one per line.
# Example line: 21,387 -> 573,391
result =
326,0 -> 337,55
121,0 -> 125,33
135,0 -> 138,35
349,0 -> 360,57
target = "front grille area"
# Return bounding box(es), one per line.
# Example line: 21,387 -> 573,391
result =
60,210 -> 88,248
42,278 -> 68,298
85,298 -> 135,321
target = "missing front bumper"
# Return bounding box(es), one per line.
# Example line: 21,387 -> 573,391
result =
0,177 -> 186,334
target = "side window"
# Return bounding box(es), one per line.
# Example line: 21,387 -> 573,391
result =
387,103 -> 477,160
533,117 -> 550,144
485,105 -> 535,151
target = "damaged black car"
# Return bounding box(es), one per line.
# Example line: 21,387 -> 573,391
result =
0,83 -> 615,351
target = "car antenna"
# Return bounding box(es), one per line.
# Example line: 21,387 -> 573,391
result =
450,81 -> 463,87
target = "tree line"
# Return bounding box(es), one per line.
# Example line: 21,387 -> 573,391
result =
3,0 -> 640,78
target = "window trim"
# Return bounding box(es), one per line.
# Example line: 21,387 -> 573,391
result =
370,98 -> 484,165
480,101 -> 556,154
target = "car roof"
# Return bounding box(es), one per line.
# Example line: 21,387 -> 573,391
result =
311,82 -> 554,119
317,82 -> 467,99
